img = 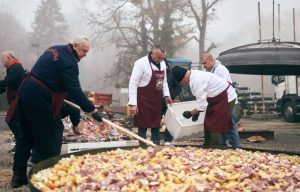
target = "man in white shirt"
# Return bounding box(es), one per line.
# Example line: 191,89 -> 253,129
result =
201,53 -> 241,147
172,66 -> 237,146
128,45 -> 172,147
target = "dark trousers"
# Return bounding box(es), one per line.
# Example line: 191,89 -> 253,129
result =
203,99 -> 236,147
13,101 -> 64,176
138,127 -> 160,148
221,104 -> 241,147
30,119 -> 64,164
162,102 -> 173,142
7,107 -> 22,140
163,129 -> 173,142
203,129 -> 210,146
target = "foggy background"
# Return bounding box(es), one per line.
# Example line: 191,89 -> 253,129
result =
1,0 -> 299,104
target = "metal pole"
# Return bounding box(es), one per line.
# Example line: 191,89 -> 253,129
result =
292,8 -> 299,96
278,4 -> 280,40
272,0 -> 275,41
293,8 -> 296,42
258,1 -> 265,113
261,76 -> 265,113
258,2 -> 262,43
31,43 -> 40,59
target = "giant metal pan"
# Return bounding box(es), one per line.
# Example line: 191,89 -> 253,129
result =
28,146 -> 300,192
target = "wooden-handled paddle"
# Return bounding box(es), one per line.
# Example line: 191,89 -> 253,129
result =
63,99 -> 157,147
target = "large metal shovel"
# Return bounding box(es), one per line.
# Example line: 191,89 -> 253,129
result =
64,99 -> 157,147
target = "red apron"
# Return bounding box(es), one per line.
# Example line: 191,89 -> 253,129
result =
5,63 -> 21,105
133,62 -> 164,128
6,74 -> 67,123
6,87 -> 17,106
204,84 -> 232,133
5,87 -> 19,123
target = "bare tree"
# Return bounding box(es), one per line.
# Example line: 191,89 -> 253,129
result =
80,0 -> 193,88
0,10 -> 34,109
184,0 -> 222,63
0,11 -> 32,69
31,0 -> 69,52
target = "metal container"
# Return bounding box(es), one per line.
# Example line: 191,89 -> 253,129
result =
217,41 -> 300,75
28,146 -> 300,192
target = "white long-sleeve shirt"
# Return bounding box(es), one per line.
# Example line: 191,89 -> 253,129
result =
205,60 -> 238,103
128,55 -> 170,105
189,70 -> 237,111
207,60 -> 232,83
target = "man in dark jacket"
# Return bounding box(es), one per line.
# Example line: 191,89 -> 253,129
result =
162,59 -> 182,144
0,51 -> 25,153
10,35 -> 103,188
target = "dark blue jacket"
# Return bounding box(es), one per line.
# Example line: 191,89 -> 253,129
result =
19,44 -> 94,113
60,103 -> 81,126
0,63 -> 25,92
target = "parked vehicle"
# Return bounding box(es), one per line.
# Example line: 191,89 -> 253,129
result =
165,58 -> 195,102
272,75 -> 300,122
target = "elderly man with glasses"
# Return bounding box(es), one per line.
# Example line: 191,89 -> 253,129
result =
128,45 -> 172,147
10,35 -> 103,188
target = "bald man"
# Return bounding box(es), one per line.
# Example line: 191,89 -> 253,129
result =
201,53 -> 241,147
128,45 -> 172,147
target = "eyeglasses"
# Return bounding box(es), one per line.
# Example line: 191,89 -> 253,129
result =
80,48 -> 89,54
201,60 -> 209,65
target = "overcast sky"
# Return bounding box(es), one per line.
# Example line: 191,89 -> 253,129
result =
0,0 -> 74,31
1,0 -> 299,37
1,0 -> 300,95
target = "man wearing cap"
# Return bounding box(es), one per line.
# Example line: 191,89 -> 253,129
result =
172,66 -> 237,146
128,45 -> 172,147
201,53 -> 241,147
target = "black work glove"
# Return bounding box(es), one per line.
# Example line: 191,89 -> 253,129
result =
182,111 -> 192,119
92,110 -> 103,122
192,112 -> 200,122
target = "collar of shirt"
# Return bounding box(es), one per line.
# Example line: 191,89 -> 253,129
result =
69,43 -> 80,61
148,52 -> 161,70
211,62 -> 219,73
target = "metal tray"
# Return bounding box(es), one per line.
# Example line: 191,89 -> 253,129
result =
28,146 -> 300,192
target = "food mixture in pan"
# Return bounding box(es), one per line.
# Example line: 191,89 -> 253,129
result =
31,146 -> 300,192
63,116 -> 130,142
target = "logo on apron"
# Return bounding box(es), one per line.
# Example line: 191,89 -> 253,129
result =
155,73 -> 164,90
156,79 -> 163,90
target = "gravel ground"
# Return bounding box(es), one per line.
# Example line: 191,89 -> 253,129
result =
0,114 -> 29,192
238,118 -> 300,153
0,114 -> 299,191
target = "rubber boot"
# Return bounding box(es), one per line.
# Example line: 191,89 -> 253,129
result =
11,173 -> 28,188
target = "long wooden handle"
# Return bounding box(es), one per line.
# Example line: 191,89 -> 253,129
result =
63,99 -> 156,147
